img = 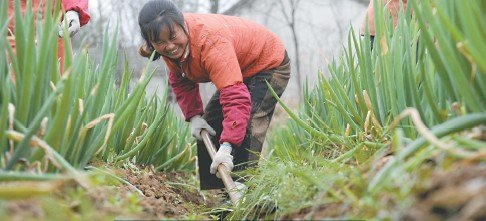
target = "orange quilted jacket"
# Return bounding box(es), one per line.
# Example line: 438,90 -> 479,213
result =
164,13 -> 285,90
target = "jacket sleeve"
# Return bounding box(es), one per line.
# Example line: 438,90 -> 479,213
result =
219,83 -> 251,147
169,71 -> 204,122
61,0 -> 90,26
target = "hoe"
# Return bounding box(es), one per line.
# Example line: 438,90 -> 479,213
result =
201,130 -> 243,205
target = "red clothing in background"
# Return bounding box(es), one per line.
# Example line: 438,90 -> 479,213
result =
360,0 -> 408,36
7,0 -> 91,71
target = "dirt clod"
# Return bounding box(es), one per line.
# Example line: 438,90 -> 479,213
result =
402,164 -> 486,221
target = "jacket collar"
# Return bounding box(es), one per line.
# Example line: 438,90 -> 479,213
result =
179,22 -> 191,63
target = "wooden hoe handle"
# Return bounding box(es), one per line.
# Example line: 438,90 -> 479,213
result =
200,130 -> 242,205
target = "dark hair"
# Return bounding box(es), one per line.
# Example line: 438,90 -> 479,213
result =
138,0 -> 185,60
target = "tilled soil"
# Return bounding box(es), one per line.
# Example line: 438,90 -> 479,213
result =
120,167 -> 219,219
1,165 -> 221,220
402,163 -> 486,221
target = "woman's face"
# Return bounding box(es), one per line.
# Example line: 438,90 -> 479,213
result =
151,22 -> 188,60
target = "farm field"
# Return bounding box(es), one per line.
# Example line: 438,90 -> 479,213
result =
1,0 -> 485,220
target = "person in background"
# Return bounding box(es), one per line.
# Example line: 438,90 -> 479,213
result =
138,0 -> 290,193
360,0 -> 408,49
7,0 -> 91,72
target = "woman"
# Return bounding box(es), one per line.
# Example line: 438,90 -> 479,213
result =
7,0 -> 91,71
138,0 -> 291,191
360,0 -> 408,48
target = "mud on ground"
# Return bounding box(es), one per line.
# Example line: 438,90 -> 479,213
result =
403,163 -> 486,221
1,165 -> 222,220
118,166 -> 221,219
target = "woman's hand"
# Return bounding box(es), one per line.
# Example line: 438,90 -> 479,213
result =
58,11 -> 80,37
189,115 -> 215,140
210,142 -> 234,178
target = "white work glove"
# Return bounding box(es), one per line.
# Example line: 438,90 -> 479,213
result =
58,10 -> 80,37
210,142 -> 234,178
190,115 -> 216,140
